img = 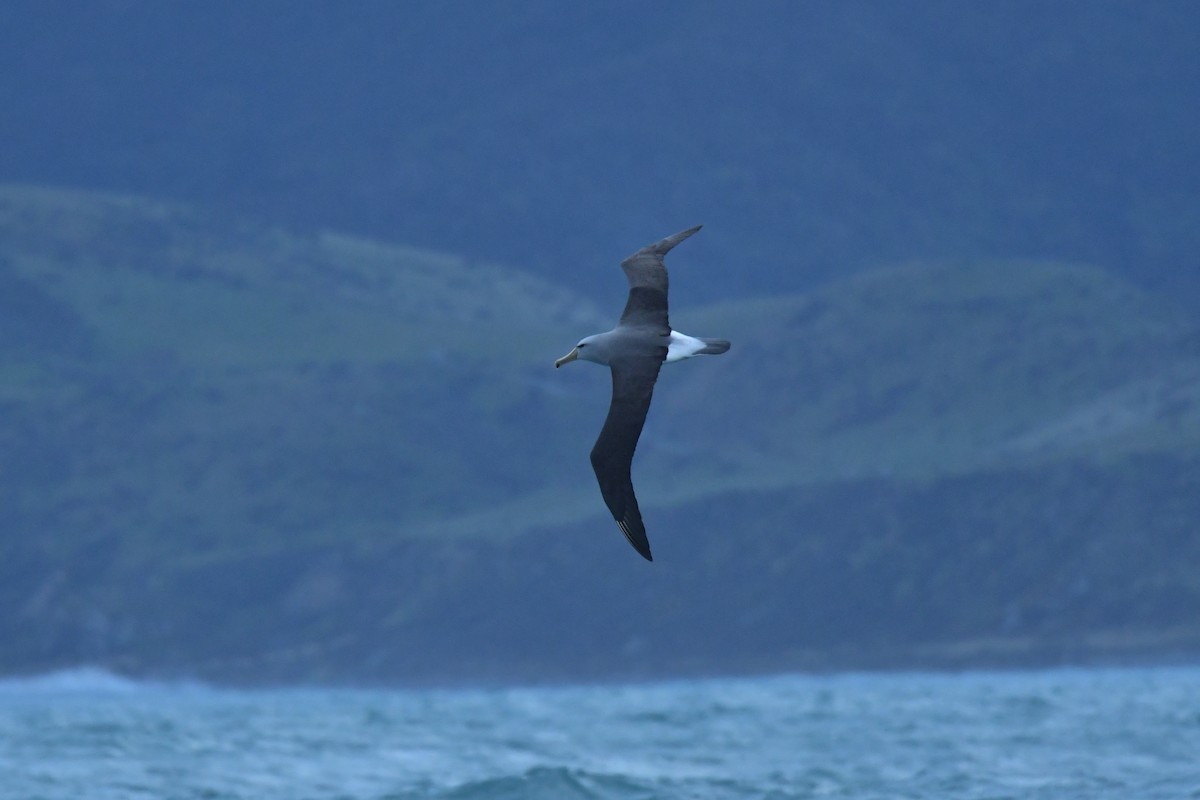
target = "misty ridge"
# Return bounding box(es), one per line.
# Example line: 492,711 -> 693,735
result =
1,2 -> 1199,685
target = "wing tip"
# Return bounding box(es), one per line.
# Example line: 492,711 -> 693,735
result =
653,224 -> 702,255
622,225 -> 703,266
618,517 -> 654,562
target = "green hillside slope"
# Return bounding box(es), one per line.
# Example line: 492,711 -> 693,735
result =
0,185 -> 606,554
658,258 -> 1200,483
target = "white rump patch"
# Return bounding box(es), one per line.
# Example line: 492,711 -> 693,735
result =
666,331 -> 708,363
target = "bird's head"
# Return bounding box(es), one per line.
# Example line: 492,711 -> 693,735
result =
555,334 -> 605,368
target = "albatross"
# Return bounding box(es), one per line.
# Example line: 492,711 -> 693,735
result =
555,225 -> 729,561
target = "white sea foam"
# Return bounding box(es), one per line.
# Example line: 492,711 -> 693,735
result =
0,666 -> 205,694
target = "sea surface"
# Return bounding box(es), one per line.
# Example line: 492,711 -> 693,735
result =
1,665 -> 1198,799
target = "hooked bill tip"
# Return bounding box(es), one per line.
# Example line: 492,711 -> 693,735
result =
554,347 -> 580,368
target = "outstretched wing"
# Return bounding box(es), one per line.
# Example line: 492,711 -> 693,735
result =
589,355 -> 666,561
617,225 -> 701,331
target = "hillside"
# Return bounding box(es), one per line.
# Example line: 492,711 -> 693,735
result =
2,186 -> 1199,684
0,185 -> 605,550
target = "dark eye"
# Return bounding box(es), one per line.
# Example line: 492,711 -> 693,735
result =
578,343 -> 587,348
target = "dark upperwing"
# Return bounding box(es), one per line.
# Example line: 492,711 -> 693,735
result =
617,225 -> 701,332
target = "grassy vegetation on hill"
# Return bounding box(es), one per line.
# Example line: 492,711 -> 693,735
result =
638,258 -> 1200,503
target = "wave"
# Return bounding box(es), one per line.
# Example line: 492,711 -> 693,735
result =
434,766 -> 658,800
0,666 -> 206,694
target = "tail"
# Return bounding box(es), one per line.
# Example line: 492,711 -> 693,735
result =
698,338 -> 730,355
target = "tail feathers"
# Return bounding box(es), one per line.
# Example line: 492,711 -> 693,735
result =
698,338 -> 730,355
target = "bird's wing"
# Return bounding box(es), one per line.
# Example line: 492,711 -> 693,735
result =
618,225 -> 701,331
589,355 -> 666,561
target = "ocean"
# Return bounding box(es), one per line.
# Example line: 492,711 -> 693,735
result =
1,666 -> 1197,799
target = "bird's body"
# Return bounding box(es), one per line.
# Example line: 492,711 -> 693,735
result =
555,226 -> 729,561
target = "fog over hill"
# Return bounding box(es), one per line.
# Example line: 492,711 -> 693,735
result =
2,2 -> 1197,303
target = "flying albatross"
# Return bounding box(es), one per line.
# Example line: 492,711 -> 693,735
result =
555,226 -> 729,561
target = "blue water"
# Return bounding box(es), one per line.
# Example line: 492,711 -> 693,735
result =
1,666 -> 1198,799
